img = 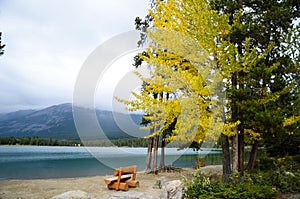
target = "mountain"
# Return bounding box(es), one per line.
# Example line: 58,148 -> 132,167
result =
0,103 -> 146,140
0,109 -> 36,122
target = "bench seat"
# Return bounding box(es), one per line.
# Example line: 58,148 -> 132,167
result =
104,165 -> 139,191
104,174 -> 131,185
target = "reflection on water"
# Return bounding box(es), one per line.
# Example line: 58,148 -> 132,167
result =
0,146 -> 222,180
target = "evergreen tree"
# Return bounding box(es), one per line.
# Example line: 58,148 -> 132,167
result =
211,0 -> 300,174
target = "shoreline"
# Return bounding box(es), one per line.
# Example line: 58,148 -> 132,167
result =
0,166 -> 222,199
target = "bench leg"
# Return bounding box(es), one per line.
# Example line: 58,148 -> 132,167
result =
126,180 -> 139,188
107,182 -> 129,191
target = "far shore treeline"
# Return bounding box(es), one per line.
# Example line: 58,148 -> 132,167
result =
0,137 -> 83,146
0,136 -> 212,148
0,136 -> 147,147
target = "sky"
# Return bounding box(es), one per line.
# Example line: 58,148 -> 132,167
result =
0,0 -> 149,113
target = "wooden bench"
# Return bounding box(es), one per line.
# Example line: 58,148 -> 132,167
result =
104,165 -> 139,191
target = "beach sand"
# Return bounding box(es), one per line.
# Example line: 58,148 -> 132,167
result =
0,166 -> 222,199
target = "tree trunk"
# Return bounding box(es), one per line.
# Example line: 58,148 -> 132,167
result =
246,140 -> 259,172
221,133 -> 231,182
160,136 -> 165,169
152,93 -> 163,173
238,128 -> 244,175
159,92 -> 168,170
231,72 -> 239,172
145,128 -> 154,171
232,127 -> 239,172
152,134 -> 159,173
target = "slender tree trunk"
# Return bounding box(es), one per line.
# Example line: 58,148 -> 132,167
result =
145,128 -> 154,171
159,92 -> 168,170
152,92 -> 163,173
152,135 -> 159,173
231,72 -> 239,172
221,133 -> 231,182
232,128 -> 239,172
246,140 -> 259,172
160,135 -> 165,169
238,72 -> 245,175
151,93 -> 159,173
238,128 -> 244,175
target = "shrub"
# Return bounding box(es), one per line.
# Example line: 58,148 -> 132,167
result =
183,170 -> 278,199
267,170 -> 300,193
257,155 -> 300,193
276,156 -> 300,173
184,154 -> 300,198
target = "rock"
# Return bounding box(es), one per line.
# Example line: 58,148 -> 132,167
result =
51,190 -> 91,199
107,191 -> 158,199
160,180 -> 182,199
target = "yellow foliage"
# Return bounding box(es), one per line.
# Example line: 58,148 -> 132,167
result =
222,121 -> 241,137
244,129 -> 262,141
283,116 -> 300,127
116,0 -> 274,145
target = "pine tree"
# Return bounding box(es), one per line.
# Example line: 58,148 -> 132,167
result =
211,0 -> 300,174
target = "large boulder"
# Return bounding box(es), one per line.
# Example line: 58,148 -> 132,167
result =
51,190 -> 91,199
160,180 -> 182,199
108,191 -> 157,199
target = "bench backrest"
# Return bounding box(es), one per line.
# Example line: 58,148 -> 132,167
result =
114,165 -> 137,181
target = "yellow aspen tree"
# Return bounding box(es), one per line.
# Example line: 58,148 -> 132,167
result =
118,0 -> 276,177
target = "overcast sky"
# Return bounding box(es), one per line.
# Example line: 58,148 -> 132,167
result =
0,0 -> 149,113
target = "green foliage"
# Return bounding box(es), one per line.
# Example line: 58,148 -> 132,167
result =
268,170 -> 300,193
183,171 -> 278,199
256,155 -> 275,171
184,154 -> 300,197
258,153 -> 300,173
211,0 -> 300,173
265,123 -> 300,157
256,155 -> 300,193
275,156 -> 300,173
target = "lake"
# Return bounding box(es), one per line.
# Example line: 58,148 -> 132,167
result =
0,146 -> 222,180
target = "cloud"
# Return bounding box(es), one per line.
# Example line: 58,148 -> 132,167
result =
0,0 -> 149,112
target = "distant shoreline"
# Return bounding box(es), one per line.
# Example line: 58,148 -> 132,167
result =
0,136 -> 223,148
0,136 -> 82,146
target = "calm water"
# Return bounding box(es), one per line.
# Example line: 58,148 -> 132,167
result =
0,146 -> 222,180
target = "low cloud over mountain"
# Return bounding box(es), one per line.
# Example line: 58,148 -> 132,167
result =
0,103 -> 145,140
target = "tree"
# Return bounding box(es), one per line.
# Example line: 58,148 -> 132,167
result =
122,0 -> 300,181
263,24 -> 300,158
122,0 -> 263,176
211,0 -> 300,174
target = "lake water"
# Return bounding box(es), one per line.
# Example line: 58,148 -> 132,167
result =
0,146 -> 222,180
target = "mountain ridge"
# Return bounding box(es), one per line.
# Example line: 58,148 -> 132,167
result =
0,103 -> 145,140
